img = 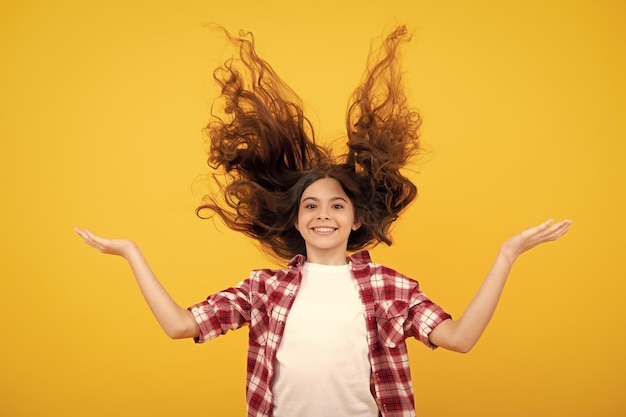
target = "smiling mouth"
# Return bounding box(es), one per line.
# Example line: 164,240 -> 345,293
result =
312,227 -> 336,233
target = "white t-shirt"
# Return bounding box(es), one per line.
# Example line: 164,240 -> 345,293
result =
272,262 -> 379,417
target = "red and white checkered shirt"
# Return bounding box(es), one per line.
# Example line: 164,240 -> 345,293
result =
188,250 -> 451,417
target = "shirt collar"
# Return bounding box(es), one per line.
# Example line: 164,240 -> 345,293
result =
287,254 -> 306,268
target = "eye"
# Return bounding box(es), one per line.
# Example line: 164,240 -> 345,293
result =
304,203 -> 317,209
332,204 -> 344,209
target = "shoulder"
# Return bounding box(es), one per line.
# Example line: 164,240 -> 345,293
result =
350,250 -> 419,294
249,266 -> 292,282
370,264 -> 419,289
248,256 -> 302,291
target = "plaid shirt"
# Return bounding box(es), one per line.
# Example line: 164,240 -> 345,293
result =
189,250 -> 451,417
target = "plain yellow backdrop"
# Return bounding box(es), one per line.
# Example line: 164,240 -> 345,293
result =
1,0 -> 624,416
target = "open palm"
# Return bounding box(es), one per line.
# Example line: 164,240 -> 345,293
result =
500,219 -> 573,263
74,228 -> 136,258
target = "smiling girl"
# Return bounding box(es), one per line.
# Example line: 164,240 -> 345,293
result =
76,26 -> 572,417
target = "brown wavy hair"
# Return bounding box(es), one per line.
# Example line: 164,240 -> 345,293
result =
197,26 -> 421,260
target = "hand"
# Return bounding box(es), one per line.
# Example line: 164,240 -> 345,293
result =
499,219 -> 573,263
74,228 -> 137,258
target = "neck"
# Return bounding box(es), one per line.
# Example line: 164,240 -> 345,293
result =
305,249 -> 348,265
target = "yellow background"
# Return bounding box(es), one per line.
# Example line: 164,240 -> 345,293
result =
1,0 -> 624,416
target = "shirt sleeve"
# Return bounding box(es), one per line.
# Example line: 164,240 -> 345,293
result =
406,288 -> 451,349
187,279 -> 252,344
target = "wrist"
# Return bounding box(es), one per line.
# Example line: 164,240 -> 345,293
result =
121,240 -> 141,260
497,247 -> 518,265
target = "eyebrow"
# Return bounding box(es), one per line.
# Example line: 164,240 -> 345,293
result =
301,196 -> 349,203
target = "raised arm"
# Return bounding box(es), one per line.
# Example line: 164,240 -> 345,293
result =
428,218 -> 573,353
74,228 -> 199,339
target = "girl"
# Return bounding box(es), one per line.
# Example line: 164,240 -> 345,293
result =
75,26 -> 572,417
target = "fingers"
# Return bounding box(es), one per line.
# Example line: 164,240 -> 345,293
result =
539,218 -> 554,229
74,227 -> 91,242
527,218 -> 554,233
74,227 -> 106,252
546,219 -> 573,241
534,219 -> 573,243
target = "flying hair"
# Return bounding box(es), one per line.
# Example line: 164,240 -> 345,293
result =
197,25 -> 421,260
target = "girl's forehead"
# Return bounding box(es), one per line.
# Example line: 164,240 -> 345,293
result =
301,177 -> 347,198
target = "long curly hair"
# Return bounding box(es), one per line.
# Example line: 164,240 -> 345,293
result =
196,26 -> 421,261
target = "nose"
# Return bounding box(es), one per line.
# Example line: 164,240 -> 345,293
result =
317,209 -> 330,220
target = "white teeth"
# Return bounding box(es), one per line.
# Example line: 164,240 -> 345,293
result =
313,227 -> 335,233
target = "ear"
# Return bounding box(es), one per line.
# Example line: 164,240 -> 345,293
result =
294,220 -> 300,231
351,220 -> 362,231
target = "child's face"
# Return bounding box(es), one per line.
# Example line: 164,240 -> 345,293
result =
295,177 -> 361,264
